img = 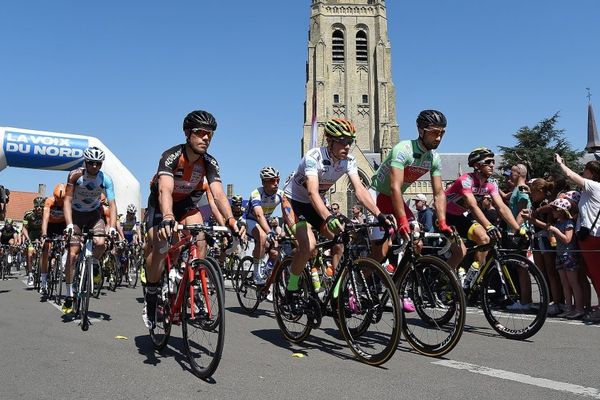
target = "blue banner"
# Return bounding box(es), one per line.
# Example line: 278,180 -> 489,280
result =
3,131 -> 88,170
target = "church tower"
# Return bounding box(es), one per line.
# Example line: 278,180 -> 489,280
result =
302,0 -> 399,213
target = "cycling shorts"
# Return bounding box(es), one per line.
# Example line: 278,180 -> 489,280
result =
446,213 -> 480,241
47,222 -> 66,238
370,192 -> 414,241
145,194 -> 201,228
286,198 -> 325,231
70,209 -> 106,245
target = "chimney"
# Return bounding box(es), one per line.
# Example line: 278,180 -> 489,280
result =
38,184 -> 46,197
226,184 -> 233,198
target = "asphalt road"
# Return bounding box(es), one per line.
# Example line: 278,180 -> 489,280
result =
1,269 -> 599,400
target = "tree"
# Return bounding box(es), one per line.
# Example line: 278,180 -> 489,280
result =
498,113 -> 584,181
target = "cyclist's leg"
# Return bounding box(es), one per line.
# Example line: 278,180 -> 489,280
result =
248,219 -> 267,282
26,244 -> 35,284
40,240 -> 52,293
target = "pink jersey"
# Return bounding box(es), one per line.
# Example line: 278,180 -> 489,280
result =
445,173 -> 499,216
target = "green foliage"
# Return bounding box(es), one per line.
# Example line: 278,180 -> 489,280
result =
498,113 -> 585,180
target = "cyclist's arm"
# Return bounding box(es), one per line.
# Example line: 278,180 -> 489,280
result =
21,223 -> 30,243
116,219 -> 125,240
389,166 -> 407,222
491,192 -> 520,231
205,185 -> 225,226
108,199 -> 117,229
431,175 -> 447,221
348,174 -> 382,217
252,205 -> 271,235
41,205 -> 50,237
305,175 -> 331,220
64,180 -> 75,226
158,175 -> 175,220
208,180 -> 239,234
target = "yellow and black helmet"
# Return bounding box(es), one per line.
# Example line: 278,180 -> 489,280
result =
324,118 -> 356,138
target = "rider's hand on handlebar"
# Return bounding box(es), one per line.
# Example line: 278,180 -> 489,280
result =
159,218 -> 176,241
326,215 -> 344,235
397,215 -> 411,240
437,219 -> 454,236
486,225 -> 502,241
64,224 -> 74,236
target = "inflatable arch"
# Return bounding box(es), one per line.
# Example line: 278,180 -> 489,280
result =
0,127 -> 140,218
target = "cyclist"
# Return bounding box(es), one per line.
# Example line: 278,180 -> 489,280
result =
22,196 -> 45,286
231,195 -> 245,220
445,147 -> 527,282
245,166 -> 286,285
370,110 -> 455,265
62,146 -> 117,314
282,117 -> 390,311
118,204 -> 140,245
142,110 -> 240,329
39,184 -> 67,295
0,219 -> 20,264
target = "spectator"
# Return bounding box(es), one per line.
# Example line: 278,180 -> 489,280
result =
331,202 -> 351,224
350,205 -> 365,223
555,154 -> 600,323
0,185 -> 9,221
412,193 -> 435,232
508,163 -> 531,229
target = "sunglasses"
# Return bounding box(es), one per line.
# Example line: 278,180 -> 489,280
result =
480,159 -> 495,166
86,161 -> 103,167
189,128 -> 214,138
264,177 -> 280,183
423,127 -> 446,135
331,136 -> 355,146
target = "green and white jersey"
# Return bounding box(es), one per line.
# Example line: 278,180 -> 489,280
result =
371,139 -> 442,196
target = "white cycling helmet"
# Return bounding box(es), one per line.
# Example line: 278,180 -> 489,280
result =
260,166 -> 279,180
83,146 -> 105,162
126,204 -> 137,214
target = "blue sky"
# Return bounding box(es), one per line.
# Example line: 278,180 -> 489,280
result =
1,0 -> 599,208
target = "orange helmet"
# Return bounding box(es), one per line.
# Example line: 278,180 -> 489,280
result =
53,183 -> 66,201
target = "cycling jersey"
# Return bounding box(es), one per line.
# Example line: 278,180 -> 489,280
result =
245,188 -> 284,222
23,209 -> 43,240
44,197 -> 65,224
445,173 -> 499,216
371,139 -> 442,196
149,144 -> 221,204
0,225 -> 17,242
120,215 -> 139,242
68,167 -> 115,212
284,147 -> 358,203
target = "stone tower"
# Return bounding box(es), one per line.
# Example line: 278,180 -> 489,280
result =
302,0 -> 399,215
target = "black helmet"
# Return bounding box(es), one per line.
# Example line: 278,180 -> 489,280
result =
468,147 -> 495,167
183,110 -> 217,131
416,110 -> 447,129
231,195 -> 243,206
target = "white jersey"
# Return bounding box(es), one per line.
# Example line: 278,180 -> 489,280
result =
284,147 -> 358,203
245,187 -> 284,222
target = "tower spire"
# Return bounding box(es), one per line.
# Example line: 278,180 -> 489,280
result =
586,88 -> 600,153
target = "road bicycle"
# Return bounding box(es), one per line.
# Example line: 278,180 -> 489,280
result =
149,224 -> 227,379
383,229 -> 466,357
272,221 -> 402,366
45,236 -> 66,303
459,235 -> 549,340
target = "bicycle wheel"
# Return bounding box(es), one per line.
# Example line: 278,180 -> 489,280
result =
204,256 -> 224,300
226,255 -> 240,289
54,255 -> 63,305
235,256 -> 260,313
127,255 -> 139,288
336,257 -> 401,366
272,257 -> 312,343
149,278 -> 172,350
399,255 -> 466,357
107,255 -> 118,292
79,261 -> 91,331
182,259 -> 225,379
480,254 -> 548,340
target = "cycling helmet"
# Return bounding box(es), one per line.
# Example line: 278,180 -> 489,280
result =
260,166 -> 280,180
183,110 -> 217,131
324,118 -> 356,138
33,196 -> 45,207
53,184 -> 66,200
127,204 -> 137,214
83,146 -> 105,162
416,110 -> 447,129
5,218 -> 13,225
231,195 -> 243,206
468,147 -> 495,167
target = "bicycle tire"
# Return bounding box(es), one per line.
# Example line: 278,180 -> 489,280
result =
235,256 -> 260,313
480,254 -> 548,340
204,256 -> 224,301
182,259 -> 225,379
399,255 -> 466,357
107,255 -> 118,292
150,274 -> 172,350
127,255 -> 139,288
272,257 -> 312,343
80,260 -> 91,331
336,257 -> 402,366
54,255 -> 63,305
1,254 -> 6,280
227,255 -> 240,289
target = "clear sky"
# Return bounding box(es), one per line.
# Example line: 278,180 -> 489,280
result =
1,0 -> 599,208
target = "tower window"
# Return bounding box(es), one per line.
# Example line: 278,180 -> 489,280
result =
334,94 -> 340,104
356,31 -> 368,63
332,30 -> 345,64
362,95 -> 368,104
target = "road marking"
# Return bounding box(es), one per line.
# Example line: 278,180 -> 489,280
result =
433,360 -> 600,399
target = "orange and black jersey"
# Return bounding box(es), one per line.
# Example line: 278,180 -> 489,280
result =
150,144 -> 221,203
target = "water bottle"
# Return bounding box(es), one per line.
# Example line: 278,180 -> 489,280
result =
548,231 -> 557,248
465,261 -> 481,288
458,267 -> 467,289
168,268 -> 178,294
311,267 -> 321,291
264,259 -> 274,276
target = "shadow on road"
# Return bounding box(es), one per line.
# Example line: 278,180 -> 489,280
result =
133,335 -> 218,384
226,305 -> 274,319
0,289 -> 10,294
